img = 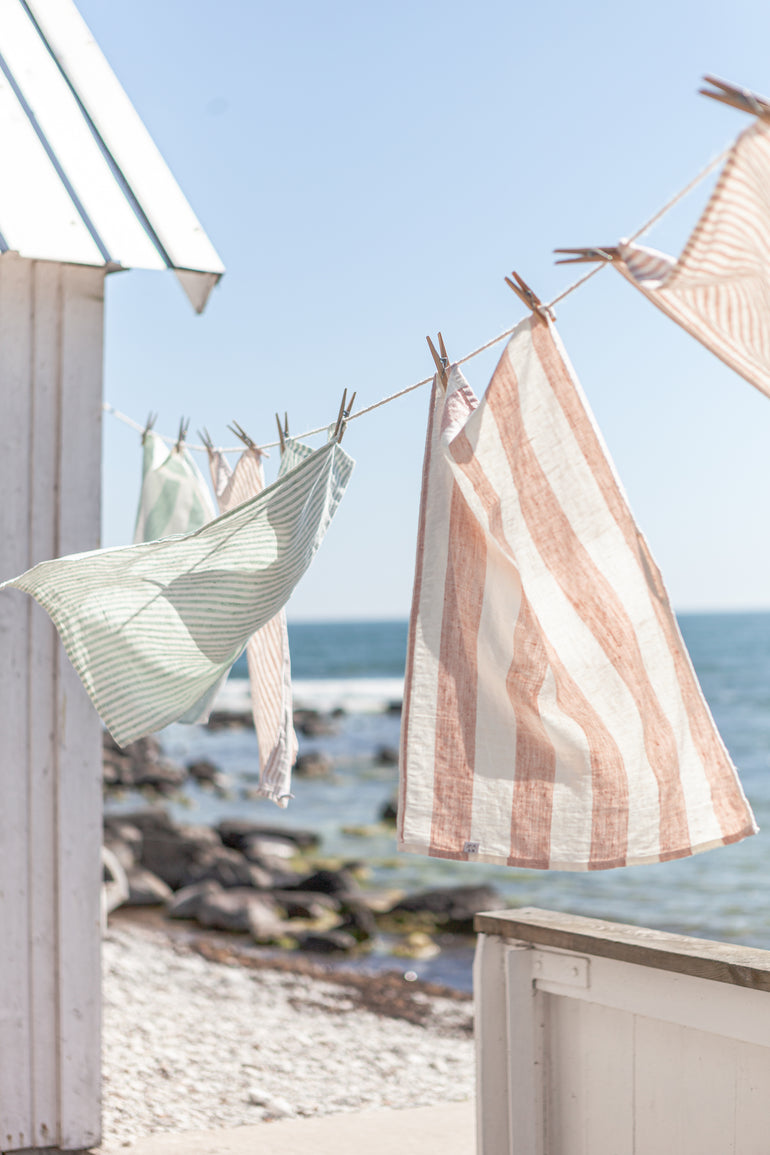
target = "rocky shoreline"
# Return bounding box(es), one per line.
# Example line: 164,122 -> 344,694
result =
102,717 -> 505,971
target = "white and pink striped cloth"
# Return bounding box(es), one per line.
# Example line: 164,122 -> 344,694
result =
208,445 -> 298,807
615,118 -> 770,398
398,314 -> 757,870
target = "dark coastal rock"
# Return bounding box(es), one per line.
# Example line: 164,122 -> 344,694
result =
240,834 -> 298,864
166,881 -> 220,920
379,795 -> 398,823
337,899 -> 377,942
296,930 -> 358,953
141,823 -> 222,890
103,820 -> 143,872
294,751 -> 334,779
103,734 -> 187,795
216,819 -> 320,853
187,759 -> 221,784
386,700 -> 403,715
125,868 -> 173,906
293,708 -> 338,737
271,890 -> 341,920
206,709 -> 253,731
386,885 -> 504,932
182,846 -> 273,891
248,900 -> 288,943
197,886 -> 280,934
105,808 -> 177,837
375,745 -> 399,766
294,867 -> 360,897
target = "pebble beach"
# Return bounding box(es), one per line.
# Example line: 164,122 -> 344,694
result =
101,916 -> 474,1149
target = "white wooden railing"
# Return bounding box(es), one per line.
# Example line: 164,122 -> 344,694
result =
474,907 -> 770,1155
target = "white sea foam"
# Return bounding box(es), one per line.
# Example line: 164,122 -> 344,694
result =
214,676 -> 404,715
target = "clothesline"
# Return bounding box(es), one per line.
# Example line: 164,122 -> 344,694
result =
103,139 -> 732,456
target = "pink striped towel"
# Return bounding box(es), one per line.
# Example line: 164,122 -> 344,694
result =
615,118 -> 770,398
208,446 -> 298,807
398,314 -> 757,870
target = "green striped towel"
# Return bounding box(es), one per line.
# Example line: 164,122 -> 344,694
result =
1,438 -> 353,747
133,430 -> 216,543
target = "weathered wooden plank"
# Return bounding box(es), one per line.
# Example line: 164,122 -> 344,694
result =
475,907 -> 770,991
26,259 -> 62,1145
0,253 -> 34,1148
55,263 -> 104,1150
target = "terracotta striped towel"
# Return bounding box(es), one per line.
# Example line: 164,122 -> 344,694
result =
1,439 -> 353,748
208,444 -> 299,807
614,118 -> 770,398
133,430 -> 216,543
399,314 -> 756,870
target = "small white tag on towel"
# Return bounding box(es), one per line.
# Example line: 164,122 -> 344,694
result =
463,841 -> 480,854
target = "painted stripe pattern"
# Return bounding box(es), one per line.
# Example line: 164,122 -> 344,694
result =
208,443 -> 299,807
615,119 -> 770,398
398,314 -> 756,870
133,429 -> 216,544
1,439 -> 354,748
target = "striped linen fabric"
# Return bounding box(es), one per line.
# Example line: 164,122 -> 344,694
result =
208,443 -> 299,807
614,118 -> 770,399
1,438 -> 354,748
398,313 -> 757,870
133,430 -> 216,543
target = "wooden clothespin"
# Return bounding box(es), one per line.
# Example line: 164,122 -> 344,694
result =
227,420 -> 262,455
553,247 -> 619,265
337,391 -> 356,444
175,417 -> 190,452
426,332 -> 449,390
700,75 -> 770,120
275,412 -> 287,454
331,389 -> 357,442
198,427 -> 215,456
504,271 -> 556,321
141,411 -> 157,445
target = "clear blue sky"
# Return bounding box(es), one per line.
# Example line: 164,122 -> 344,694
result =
83,0 -> 770,620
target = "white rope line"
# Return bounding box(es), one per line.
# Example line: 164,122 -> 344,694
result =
104,140 -> 734,454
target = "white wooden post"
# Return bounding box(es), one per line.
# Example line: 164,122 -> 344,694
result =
0,254 -> 104,1153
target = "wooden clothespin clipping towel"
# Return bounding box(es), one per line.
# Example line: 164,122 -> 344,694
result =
426,332 -> 449,390
504,271 -> 555,321
228,420 -> 263,456
333,388 -> 357,443
175,417 -> 190,452
198,427 -> 215,458
275,412 -> 287,455
141,411 -> 157,445
700,75 -> 770,119
553,247 -> 619,265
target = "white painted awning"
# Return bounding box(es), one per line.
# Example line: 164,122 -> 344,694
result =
0,0 -> 224,312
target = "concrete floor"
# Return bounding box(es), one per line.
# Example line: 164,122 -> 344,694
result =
94,1101 -> 476,1155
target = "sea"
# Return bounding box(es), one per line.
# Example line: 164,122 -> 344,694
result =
124,612 -> 770,990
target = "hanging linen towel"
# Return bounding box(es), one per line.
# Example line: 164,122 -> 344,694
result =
1,439 -> 354,748
613,118 -> 770,398
399,313 -> 756,870
134,430 -> 216,543
208,443 -> 299,807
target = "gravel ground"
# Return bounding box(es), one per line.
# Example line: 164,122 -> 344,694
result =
102,921 -> 475,1147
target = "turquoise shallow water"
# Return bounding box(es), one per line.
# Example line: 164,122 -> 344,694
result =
111,613 -> 770,987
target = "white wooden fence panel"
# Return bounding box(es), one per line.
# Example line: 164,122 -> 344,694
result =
0,254 -> 104,1152
475,908 -> 770,1155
